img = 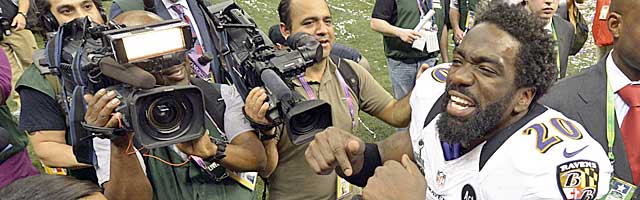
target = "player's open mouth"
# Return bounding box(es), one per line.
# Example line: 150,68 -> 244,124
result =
163,65 -> 185,81
446,91 -> 476,118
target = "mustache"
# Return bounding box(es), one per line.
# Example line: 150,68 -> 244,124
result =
445,84 -> 478,103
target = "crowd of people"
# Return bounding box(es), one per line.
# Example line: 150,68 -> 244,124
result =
0,0 -> 637,199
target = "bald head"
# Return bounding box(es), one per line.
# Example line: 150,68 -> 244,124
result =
112,10 -> 163,26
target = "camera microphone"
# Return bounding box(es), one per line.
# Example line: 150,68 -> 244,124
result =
99,57 -> 156,89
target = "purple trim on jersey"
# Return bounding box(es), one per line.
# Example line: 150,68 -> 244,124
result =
0,48 -> 11,105
441,141 -> 461,161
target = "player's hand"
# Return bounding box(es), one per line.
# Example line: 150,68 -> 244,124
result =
453,28 -> 465,45
304,127 -> 365,176
244,87 -> 271,125
11,13 -> 26,31
362,155 -> 426,200
416,63 -> 431,80
84,89 -> 122,129
397,28 -> 421,44
176,130 -> 218,159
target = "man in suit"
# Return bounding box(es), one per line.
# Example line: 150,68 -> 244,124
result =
525,0 -> 574,78
540,0 -> 640,197
109,0 -> 224,83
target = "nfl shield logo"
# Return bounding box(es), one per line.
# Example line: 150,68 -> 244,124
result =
556,160 -> 600,200
436,170 -> 446,187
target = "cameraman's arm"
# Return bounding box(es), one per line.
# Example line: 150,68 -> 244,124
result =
19,87 -> 90,168
103,135 -> 152,200
218,85 -> 266,172
83,90 -> 152,199
243,87 -> 279,177
28,131 -> 91,168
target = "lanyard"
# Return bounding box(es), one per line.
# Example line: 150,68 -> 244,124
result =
551,23 -> 561,78
606,72 -> 616,163
297,64 -> 357,130
417,0 -> 435,22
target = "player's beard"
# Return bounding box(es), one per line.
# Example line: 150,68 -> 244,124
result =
436,86 -> 514,146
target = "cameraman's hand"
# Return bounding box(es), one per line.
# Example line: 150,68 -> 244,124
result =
304,127 -> 365,176
84,89 -> 122,128
176,130 -> 218,159
244,87 -> 271,125
11,13 -> 26,31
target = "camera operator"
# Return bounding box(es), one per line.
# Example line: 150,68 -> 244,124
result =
243,0 -> 416,199
91,11 -> 266,200
0,47 -> 38,189
0,0 -> 38,115
15,0 -> 107,182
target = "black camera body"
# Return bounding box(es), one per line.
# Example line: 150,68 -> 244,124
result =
50,17 -> 206,160
202,1 -> 332,145
0,15 -> 11,41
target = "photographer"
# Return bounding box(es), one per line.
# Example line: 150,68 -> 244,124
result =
93,11 -> 266,200
0,0 -> 38,115
0,47 -> 38,189
244,0 -> 414,199
15,0 -> 107,182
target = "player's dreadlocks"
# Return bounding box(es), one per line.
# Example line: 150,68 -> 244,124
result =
475,1 -> 557,102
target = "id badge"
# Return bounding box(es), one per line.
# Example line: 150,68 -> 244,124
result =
337,177 -> 353,199
604,177 -> 636,200
229,172 -> 258,191
465,11 -> 476,30
599,6 -> 610,20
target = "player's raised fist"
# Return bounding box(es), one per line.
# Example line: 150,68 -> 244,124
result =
304,127 -> 365,176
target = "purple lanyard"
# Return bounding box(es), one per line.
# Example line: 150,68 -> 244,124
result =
417,0 -> 425,16
297,64 -> 357,129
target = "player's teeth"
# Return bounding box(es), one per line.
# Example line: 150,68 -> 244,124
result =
451,96 -> 470,106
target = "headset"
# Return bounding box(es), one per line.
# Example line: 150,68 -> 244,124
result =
39,0 -> 108,32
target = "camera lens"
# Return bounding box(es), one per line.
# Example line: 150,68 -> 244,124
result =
290,112 -> 319,134
147,98 -> 184,134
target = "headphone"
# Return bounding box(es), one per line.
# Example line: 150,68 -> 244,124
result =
39,0 -> 108,32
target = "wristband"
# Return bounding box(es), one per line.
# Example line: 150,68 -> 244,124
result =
17,12 -> 26,18
342,143 -> 382,187
205,138 -> 227,163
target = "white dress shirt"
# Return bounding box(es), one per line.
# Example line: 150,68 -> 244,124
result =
162,0 -> 204,47
606,50 -> 640,127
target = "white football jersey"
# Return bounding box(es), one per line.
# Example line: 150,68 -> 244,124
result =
409,65 -> 613,200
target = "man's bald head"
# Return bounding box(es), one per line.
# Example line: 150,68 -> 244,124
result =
112,10 -> 163,26
609,0 -> 640,80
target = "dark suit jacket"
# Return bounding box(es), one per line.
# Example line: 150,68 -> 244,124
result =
553,16 -> 575,79
540,56 -> 634,183
109,0 -> 224,83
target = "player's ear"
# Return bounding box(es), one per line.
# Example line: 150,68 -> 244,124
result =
608,12 -> 622,39
514,87 -> 535,113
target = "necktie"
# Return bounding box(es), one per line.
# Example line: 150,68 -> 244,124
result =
170,4 -> 211,81
618,84 -> 640,184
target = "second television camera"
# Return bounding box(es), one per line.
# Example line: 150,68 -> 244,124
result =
201,1 -> 332,145
50,17 -> 208,164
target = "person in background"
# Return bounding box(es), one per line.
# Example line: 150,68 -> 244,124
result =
0,47 -> 38,189
541,0 -> 640,198
525,0 -> 575,78
0,0 -> 38,115
268,24 -> 371,72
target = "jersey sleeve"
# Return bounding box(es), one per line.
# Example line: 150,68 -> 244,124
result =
409,64 -> 449,138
